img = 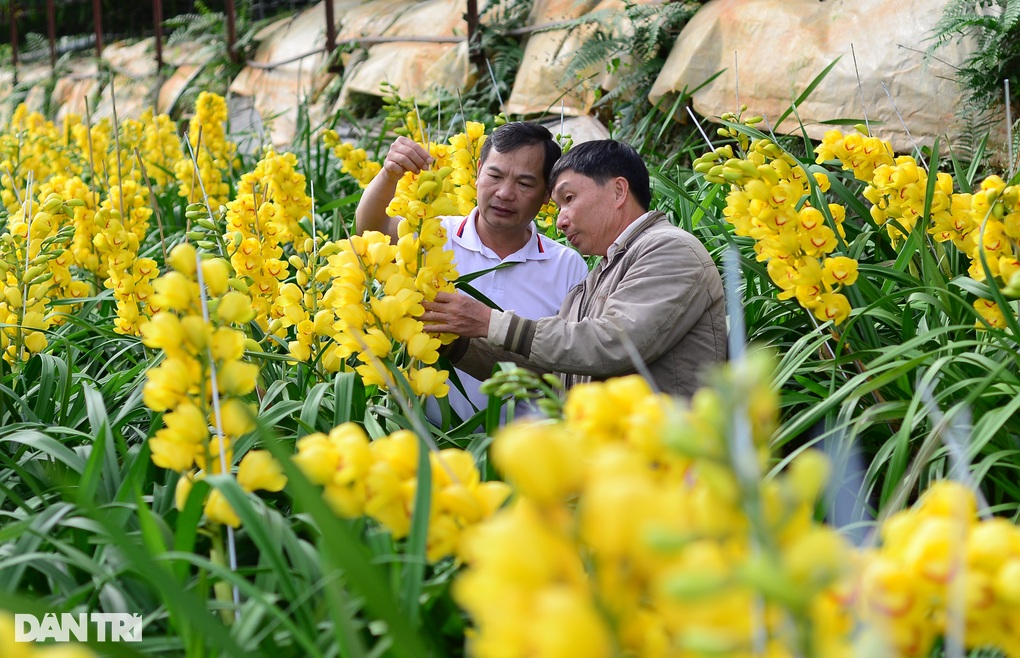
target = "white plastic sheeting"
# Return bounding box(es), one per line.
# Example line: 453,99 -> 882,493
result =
41,37 -> 218,126
337,0 -> 471,103
648,0 -> 1006,154
505,0 -> 658,117
230,4 -> 336,147
229,0 -> 473,146
3,0 -> 1004,155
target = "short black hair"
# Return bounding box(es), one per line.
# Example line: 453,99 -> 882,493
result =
479,122 -> 561,187
550,140 -> 651,211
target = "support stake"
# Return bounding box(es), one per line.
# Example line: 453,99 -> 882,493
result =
8,1 -> 19,85
153,0 -> 165,72
324,0 -> 339,73
47,0 -> 57,69
92,0 -> 104,57
224,0 -> 238,64
465,0 -> 484,77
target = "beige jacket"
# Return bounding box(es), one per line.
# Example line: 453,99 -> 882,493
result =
449,211 -> 728,397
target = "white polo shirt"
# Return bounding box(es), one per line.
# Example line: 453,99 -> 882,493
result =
427,209 -> 588,426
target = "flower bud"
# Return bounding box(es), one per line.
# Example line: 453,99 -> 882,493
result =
4,288 -> 22,309
238,450 -> 287,493
994,559 -> 1020,605
243,338 -> 263,353
201,258 -> 230,297
217,291 -> 255,324
181,315 -> 211,351
42,195 -> 64,213
168,243 -> 198,275
196,216 -> 218,231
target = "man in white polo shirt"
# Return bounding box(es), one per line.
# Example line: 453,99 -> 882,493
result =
355,121 -> 588,426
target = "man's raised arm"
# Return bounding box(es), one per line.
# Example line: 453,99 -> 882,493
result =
354,136 -> 432,241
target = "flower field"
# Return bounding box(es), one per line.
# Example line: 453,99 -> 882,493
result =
0,83 -> 1019,658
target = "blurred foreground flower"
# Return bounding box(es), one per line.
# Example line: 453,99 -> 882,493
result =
454,355 -> 1020,658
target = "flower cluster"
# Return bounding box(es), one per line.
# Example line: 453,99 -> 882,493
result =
71,117 -> 112,185
141,243 -> 283,527
445,120 -> 486,214
382,127 -> 462,327
815,128 -> 1020,330
865,156 -> 956,246
324,230 -> 453,397
0,195 -> 83,364
385,148 -> 459,221
243,149 -> 313,252
813,127 -> 895,183
105,115 -> 147,188
7,188 -> 90,293
325,115 -> 485,218
174,91 -> 236,209
323,131 -> 381,189
36,174 -> 100,274
270,243 -> 341,368
962,176 -> 1020,329
222,150 -> 303,331
1,105 -> 81,213
140,108 -> 184,189
699,137 -> 859,324
293,422 -> 510,561
93,181 -> 156,335
859,480 -> 1020,657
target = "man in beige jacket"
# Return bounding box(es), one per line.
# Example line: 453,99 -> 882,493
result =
422,139 -> 727,397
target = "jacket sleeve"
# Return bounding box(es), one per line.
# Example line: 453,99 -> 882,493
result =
445,336 -> 554,382
496,232 -> 720,377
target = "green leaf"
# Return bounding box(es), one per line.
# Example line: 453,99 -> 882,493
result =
454,280 -> 503,311
299,382 -> 332,432
774,56 -> 842,127
401,433 -> 432,626
254,421 -> 435,658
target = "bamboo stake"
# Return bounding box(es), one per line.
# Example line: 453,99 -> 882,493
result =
110,75 -> 126,215
84,98 -> 100,209
685,106 -> 715,151
733,51 -> 739,113
194,250 -> 241,620
881,81 -> 928,170
1007,80 -> 1015,179
485,59 -> 506,116
9,1 -> 19,85
850,44 -> 870,134
134,148 -> 169,263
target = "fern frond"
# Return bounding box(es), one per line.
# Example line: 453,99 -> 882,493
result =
24,32 -> 47,53
528,9 -> 616,36
930,0 -> 1019,111
561,31 -> 623,83
1003,0 -> 1020,31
